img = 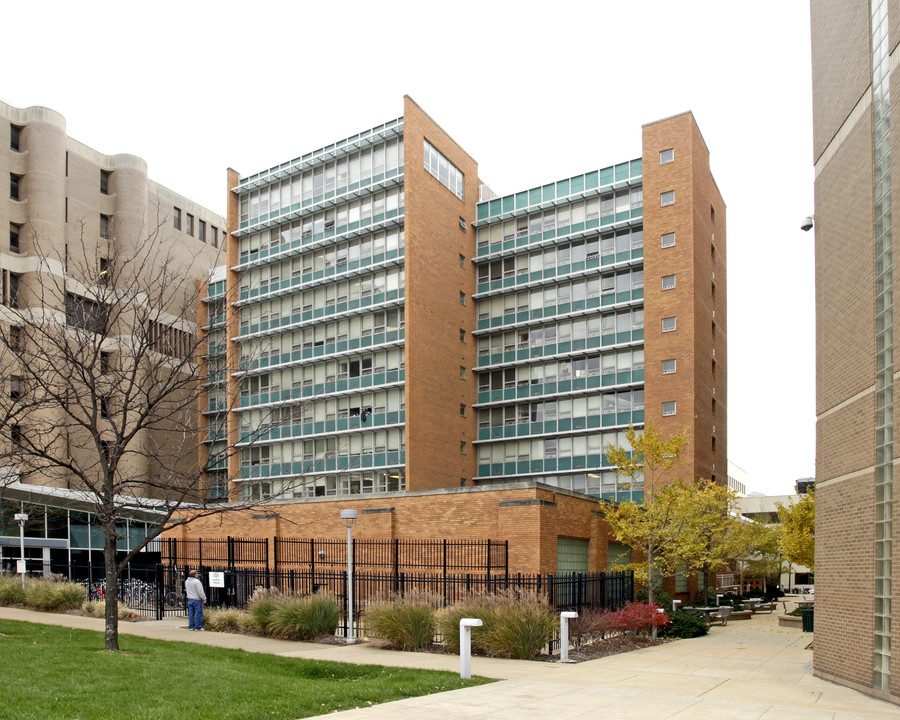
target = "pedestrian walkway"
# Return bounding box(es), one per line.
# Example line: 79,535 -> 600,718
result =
1,599 -> 897,719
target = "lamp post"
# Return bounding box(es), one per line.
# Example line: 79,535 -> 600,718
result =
14,513 -> 28,590
340,509 -> 358,644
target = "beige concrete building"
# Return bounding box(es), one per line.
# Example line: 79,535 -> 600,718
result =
0,101 -> 224,565
812,0 -> 900,705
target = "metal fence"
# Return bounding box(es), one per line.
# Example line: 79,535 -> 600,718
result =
160,537 -> 269,569
159,536 -> 509,576
181,565 -> 634,636
274,537 -> 509,576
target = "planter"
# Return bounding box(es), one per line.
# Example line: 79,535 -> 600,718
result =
778,615 -> 802,628
729,610 -> 753,621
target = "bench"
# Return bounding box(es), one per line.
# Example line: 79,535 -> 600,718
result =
708,607 -> 732,626
754,602 -> 776,614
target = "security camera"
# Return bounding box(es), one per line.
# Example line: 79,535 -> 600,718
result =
317,550 -> 325,558
801,215 -> 814,232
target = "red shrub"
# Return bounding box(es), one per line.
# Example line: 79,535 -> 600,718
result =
612,602 -> 670,635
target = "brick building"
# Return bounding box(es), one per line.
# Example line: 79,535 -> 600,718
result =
189,98 -> 726,578
811,0 -> 900,704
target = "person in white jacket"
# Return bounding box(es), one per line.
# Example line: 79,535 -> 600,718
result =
185,570 -> 207,631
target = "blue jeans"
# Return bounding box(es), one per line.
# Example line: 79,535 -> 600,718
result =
188,598 -> 204,630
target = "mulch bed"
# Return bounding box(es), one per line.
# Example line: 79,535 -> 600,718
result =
364,633 -> 667,663
542,634 -> 664,662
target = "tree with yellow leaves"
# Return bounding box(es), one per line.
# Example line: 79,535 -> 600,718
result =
603,424 -> 690,615
777,491 -> 815,572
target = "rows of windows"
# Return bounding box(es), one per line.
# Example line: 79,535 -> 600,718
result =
477,307 -> 644,357
477,268 -> 643,322
240,139 -> 404,226
477,348 -> 644,392
238,307 -> 403,363
172,206 -> 221,247
239,228 -> 404,296
239,269 -> 404,331
239,468 -> 405,502
237,333 -> 403,394
240,428 -> 405,467
147,319 -> 194,359
238,187 -> 405,264
478,390 -> 644,429
423,140 -> 464,200
475,191 -> 642,252
476,228 -> 643,284
477,429 -> 632,465
239,388 -> 403,434
241,343 -> 404,382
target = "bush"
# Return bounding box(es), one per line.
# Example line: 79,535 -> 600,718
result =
635,586 -> 672,612
364,592 -> 438,650
267,594 -> 342,641
0,576 -> 26,606
436,590 -> 556,660
568,607 -> 620,648
246,587 -> 288,634
611,602 -> 670,636
82,601 -> 140,620
659,610 -> 709,639
25,579 -> 85,612
205,607 -> 252,632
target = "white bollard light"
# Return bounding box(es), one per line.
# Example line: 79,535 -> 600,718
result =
459,618 -> 483,679
717,594 -> 724,607
559,611 -> 578,663
673,599 -> 682,613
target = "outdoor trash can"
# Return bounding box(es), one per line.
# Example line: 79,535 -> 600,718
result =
801,607 -> 814,632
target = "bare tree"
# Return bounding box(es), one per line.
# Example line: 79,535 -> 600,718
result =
0,220 -> 236,650
0,217 -> 365,650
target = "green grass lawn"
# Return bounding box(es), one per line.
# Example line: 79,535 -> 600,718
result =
0,620 -> 491,720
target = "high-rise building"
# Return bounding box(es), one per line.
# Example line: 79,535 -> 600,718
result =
472,111 -> 725,498
206,99 -> 725,508
0,101 -> 223,568
812,0 -> 900,704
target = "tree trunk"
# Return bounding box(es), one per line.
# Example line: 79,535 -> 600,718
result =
104,530 -> 120,651
647,542 -> 657,641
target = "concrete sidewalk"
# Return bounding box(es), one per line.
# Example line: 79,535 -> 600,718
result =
1,601 -> 897,719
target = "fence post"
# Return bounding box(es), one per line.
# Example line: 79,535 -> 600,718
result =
265,537 -> 270,573
504,540 -> 509,579
486,539 -> 491,584
155,564 -> 164,621
399,571 -> 405,598
393,537 -> 400,578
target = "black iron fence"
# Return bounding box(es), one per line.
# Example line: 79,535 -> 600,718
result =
159,537 -> 269,569
274,537 -> 509,576
179,565 -> 634,635
160,537 -> 509,576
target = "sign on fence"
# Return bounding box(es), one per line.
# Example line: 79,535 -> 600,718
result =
208,572 -> 225,588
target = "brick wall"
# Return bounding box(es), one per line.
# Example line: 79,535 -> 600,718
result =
642,112 -> 726,483
166,482 -> 617,575
402,96 -> 479,490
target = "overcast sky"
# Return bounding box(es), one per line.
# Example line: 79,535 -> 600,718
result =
1,1 -> 816,495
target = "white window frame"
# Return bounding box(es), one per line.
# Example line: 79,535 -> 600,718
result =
662,401 -> 677,416
662,316 -> 676,332
661,191 -> 675,207
662,359 -> 677,375
661,232 -> 676,248
662,274 -> 676,290
660,148 -> 675,164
